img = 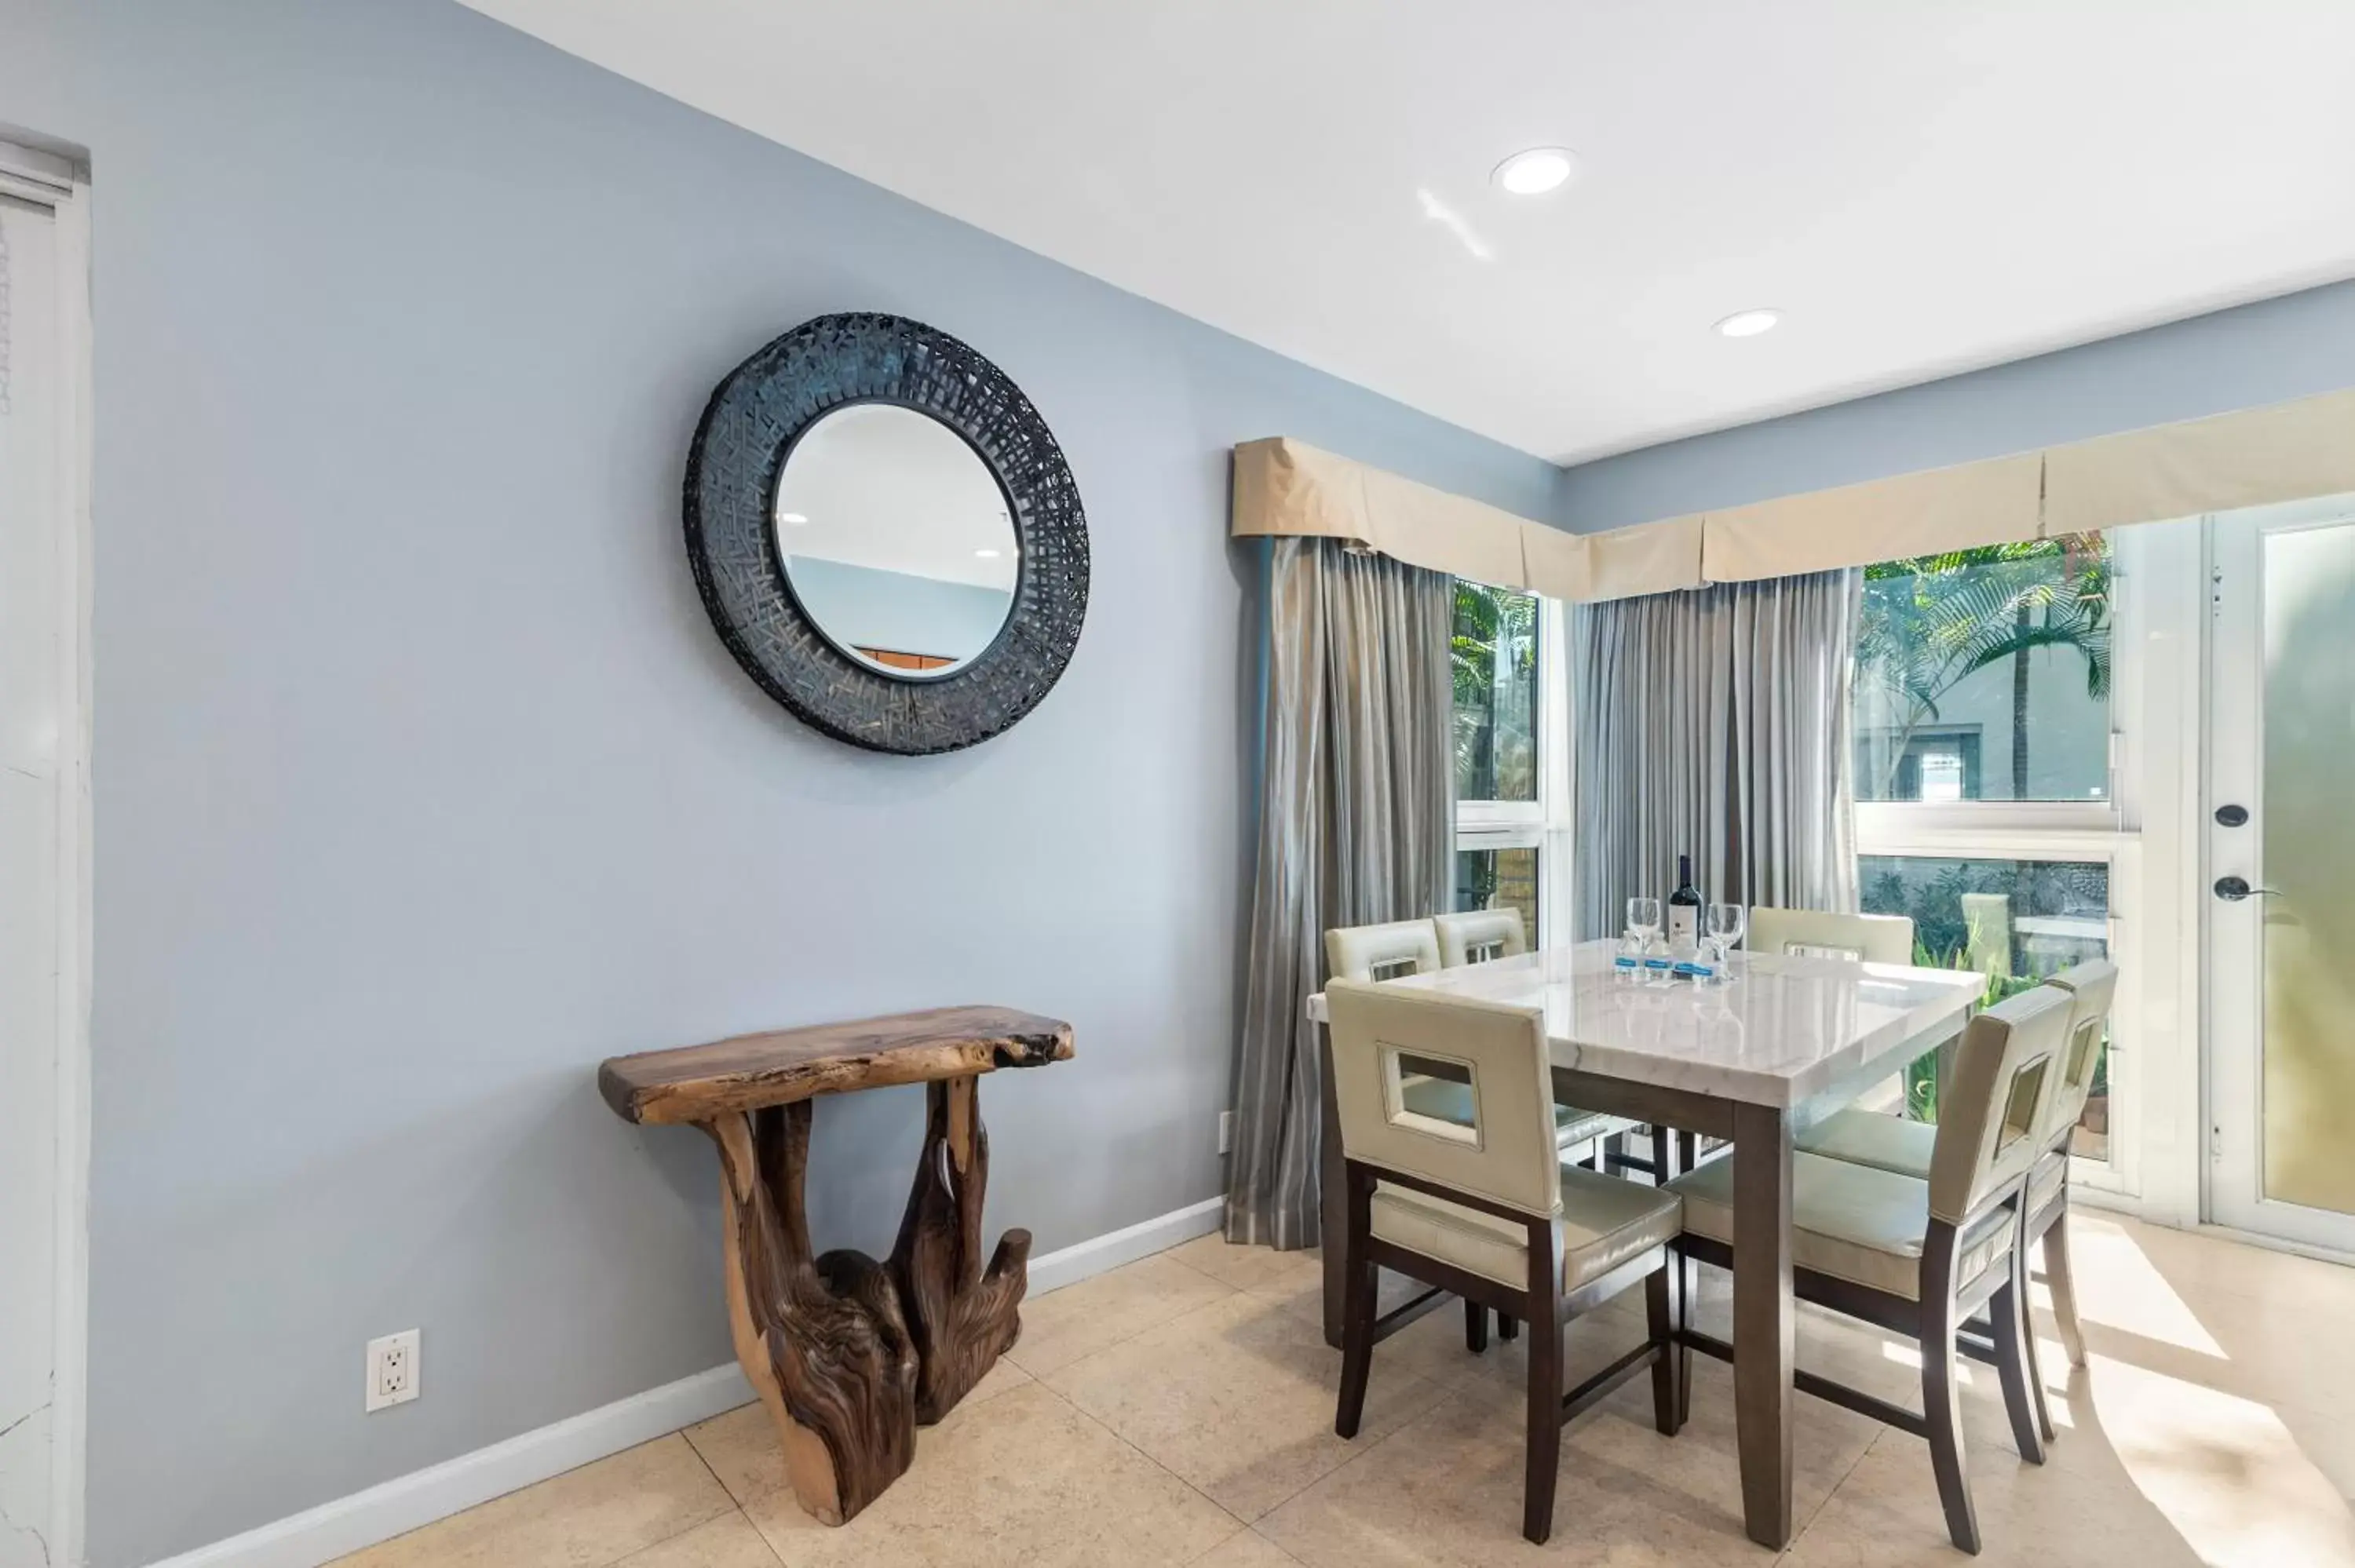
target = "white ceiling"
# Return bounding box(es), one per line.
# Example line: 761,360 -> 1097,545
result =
464,0 -> 2355,463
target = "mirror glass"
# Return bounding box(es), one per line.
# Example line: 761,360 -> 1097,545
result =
775,405 -> 1017,676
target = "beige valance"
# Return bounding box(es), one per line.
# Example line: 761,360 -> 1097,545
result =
1692,385 -> 2355,578
1700,454 -> 2044,582
1237,385 -> 2355,603
1581,515 -> 1706,598
1229,436 -> 1689,603
2043,386 -> 2355,536
1231,436 -> 1546,593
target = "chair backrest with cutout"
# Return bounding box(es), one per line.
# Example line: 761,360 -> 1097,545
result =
1324,979 -> 1561,1220
1435,908 -> 1529,968
1748,907 -> 1915,965
1926,986 -> 2072,1225
2037,959 -> 2119,1150
1325,919 -> 1444,983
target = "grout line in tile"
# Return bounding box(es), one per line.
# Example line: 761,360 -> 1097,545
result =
1024,1370 -> 1254,1545
1155,1242 -> 1231,1284
678,1422 -> 734,1497
1006,1264 -> 1241,1380
1246,1524 -> 1307,1564
1786,1404 -> 1884,1550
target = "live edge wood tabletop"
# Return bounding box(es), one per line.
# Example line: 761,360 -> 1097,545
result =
598,1005 -> 1074,1527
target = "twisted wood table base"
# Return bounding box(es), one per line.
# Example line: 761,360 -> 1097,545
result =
705,1081 -> 1029,1522
601,1006 -> 1071,1526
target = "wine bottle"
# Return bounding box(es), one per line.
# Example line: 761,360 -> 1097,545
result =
1667,853 -> 1703,947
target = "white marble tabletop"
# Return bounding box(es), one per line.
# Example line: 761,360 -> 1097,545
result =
1309,939 -> 1984,1110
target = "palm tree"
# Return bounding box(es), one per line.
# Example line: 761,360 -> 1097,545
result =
1451,580 -> 1537,800
1856,538 -> 2110,799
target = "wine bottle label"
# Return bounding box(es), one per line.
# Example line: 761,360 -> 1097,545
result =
1667,906 -> 1698,943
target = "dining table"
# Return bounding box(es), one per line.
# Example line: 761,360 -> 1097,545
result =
1305,938 -> 1987,1550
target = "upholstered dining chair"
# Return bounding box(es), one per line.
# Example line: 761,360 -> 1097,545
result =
2010,959 -> 2117,1442
1748,909 -> 1919,1131
1326,920 -> 1627,1169
1326,918 -> 1444,983
1435,906 -> 1529,967
1325,978 -> 1685,1544
1325,918 -> 1638,1348
1787,962 -> 2122,1451
1666,986 -> 2072,1555
1435,906 -> 1674,1204
1748,906 -> 1916,965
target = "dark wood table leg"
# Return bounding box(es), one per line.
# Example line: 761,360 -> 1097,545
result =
699,1077 -> 1035,1527
704,1105 -> 917,1526
1730,1101 -> 1795,1550
1318,1020 -> 1348,1347
889,1074 -> 1031,1423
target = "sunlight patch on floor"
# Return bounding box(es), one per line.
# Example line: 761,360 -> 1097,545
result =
2066,1221 -> 2229,1357
2092,1354 -> 2355,1566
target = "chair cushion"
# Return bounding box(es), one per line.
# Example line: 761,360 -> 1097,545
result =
1795,1108 -> 1937,1181
1371,1165 -> 1681,1293
1399,1078 -> 1627,1152
1669,1150 -> 2014,1302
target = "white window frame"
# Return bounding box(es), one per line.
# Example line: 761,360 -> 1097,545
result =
0,137 -> 94,1568
1449,587 -> 1573,946
1852,527 -> 2157,1200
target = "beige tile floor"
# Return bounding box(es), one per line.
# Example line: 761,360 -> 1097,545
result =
334,1213 -> 2355,1566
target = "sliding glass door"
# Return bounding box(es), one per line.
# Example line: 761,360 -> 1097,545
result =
2207,497 -> 2355,1249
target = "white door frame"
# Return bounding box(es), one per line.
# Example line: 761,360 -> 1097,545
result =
2203,493 -> 2355,1253
0,137 -> 92,1568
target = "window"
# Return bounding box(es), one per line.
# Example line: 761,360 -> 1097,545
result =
1860,855 -> 2114,1158
1454,844 -> 1539,943
1450,581 -> 1563,943
1854,538 -> 2112,803
1451,580 -> 1536,804
1850,532 -> 2126,1178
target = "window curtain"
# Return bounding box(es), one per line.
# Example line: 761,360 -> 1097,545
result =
1572,569 -> 1861,941
1225,537 -> 1453,1249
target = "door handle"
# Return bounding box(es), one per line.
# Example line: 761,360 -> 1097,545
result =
2214,875 -> 2282,902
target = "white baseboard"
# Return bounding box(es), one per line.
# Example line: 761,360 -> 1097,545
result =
143,1365 -> 754,1568
142,1194 -> 1225,1568
1026,1194 -> 1225,1297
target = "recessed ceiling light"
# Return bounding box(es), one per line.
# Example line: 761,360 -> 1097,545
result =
778,511 -> 809,525
1491,148 -> 1578,196
974,548 -> 1002,560
1714,308 -> 1782,339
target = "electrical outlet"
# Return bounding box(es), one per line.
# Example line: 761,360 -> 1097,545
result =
1218,1110 -> 1235,1155
367,1329 -> 420,1413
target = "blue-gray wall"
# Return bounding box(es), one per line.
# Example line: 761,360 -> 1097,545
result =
783,557 -> 1013,666
1555,279 -> 2355,531
0,2 -> 1562,1562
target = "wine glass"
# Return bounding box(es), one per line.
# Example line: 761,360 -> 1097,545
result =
1621,896 -> 1659,986
1626,896 -> 1666,986
1704,902 -> 1747,983
1627,895 -> 1661,943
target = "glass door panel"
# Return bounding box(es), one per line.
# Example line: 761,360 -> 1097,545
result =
2256,523 -> 2355,1215
2210,499 -> 2355,1245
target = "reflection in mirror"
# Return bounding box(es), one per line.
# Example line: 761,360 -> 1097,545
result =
775,405 -> 1017,676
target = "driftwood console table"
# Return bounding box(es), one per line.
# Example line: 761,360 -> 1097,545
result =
598,1006 -> 1073,1525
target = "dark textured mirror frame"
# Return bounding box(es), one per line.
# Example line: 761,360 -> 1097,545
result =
684,313 -> 1090,755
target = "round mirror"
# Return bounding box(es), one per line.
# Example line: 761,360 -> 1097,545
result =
773,404 -> 1018,677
